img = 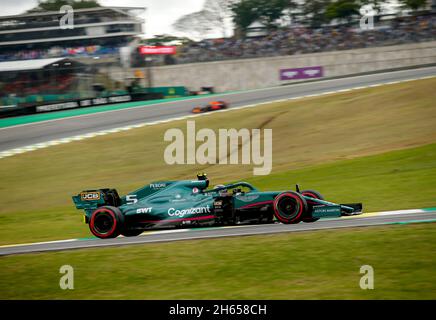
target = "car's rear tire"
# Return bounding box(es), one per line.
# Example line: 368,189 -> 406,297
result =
89,206 -> 123,239
301,190 -> 324,223
121,229 -> 144,237
273,192 -> 307,224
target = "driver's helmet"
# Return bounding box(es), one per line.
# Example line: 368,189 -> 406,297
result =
197,172 -> 208,180
197,172 -> 209,188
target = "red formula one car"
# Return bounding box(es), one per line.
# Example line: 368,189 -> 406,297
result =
192,101 -> 228,113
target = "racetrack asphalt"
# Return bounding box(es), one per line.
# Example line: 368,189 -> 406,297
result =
1,66 -> 435,152
1,209 -> 435,256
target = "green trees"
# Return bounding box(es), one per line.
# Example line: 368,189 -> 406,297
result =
400,0 -> 427,10
230,0 -> 430,34
231,0 -> 293,31
302,0 -> 331,28
254,0 -> 293,28
231,0 -> 260,31
325,0 -> 360,23
28,0 -> 100,12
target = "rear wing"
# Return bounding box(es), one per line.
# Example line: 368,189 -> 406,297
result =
72,190 -> 106,211
72,189 -> 121,212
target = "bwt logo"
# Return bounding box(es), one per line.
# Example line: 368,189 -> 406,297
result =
164,121 -> 272,175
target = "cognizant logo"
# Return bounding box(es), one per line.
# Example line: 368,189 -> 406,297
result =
168,206 -> 211,217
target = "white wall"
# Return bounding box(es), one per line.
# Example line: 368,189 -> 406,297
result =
118,41 -> 436,92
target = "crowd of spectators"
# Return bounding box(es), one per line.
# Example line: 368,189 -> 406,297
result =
0,45 -> 120,62
1,73 -> 75,97
175,14 -> 435,64
0,14 -> 434,65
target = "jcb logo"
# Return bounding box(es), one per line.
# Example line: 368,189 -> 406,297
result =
81,192 -> 100,201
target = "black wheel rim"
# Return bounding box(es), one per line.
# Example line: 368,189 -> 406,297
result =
277,197 -> 299,220
94,212 -> 114,234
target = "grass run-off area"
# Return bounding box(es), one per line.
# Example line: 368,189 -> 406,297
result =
1,223 -> 435,299
0,77 -> 435,245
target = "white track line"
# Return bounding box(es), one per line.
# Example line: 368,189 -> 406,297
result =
0,75 -> 434,160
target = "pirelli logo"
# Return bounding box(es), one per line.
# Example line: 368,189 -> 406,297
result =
80,191 -> 101,201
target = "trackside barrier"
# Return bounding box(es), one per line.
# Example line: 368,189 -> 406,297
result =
0,92 -> 164,118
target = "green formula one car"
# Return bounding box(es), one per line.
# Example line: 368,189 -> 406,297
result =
72,173 -> 363,239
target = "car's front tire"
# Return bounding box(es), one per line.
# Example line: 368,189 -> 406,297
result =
89,206 -> 124,239
273,192 -> 307,224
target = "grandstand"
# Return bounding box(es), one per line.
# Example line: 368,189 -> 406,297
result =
0,6 -> 149,111
0,6 -> 145,62
175,12 -> 436,64
0,57 -> 94,108
0,58 -> 81,94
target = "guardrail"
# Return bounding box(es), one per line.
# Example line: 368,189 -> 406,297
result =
0,92 -> 164,118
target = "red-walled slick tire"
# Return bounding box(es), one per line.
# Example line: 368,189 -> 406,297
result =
89,206 -> 124,239
273,192 -> 308,224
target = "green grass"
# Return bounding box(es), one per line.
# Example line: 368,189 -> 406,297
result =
1,223 -> 435,299
0,78 -> 435,245
0,143 -> 435,246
